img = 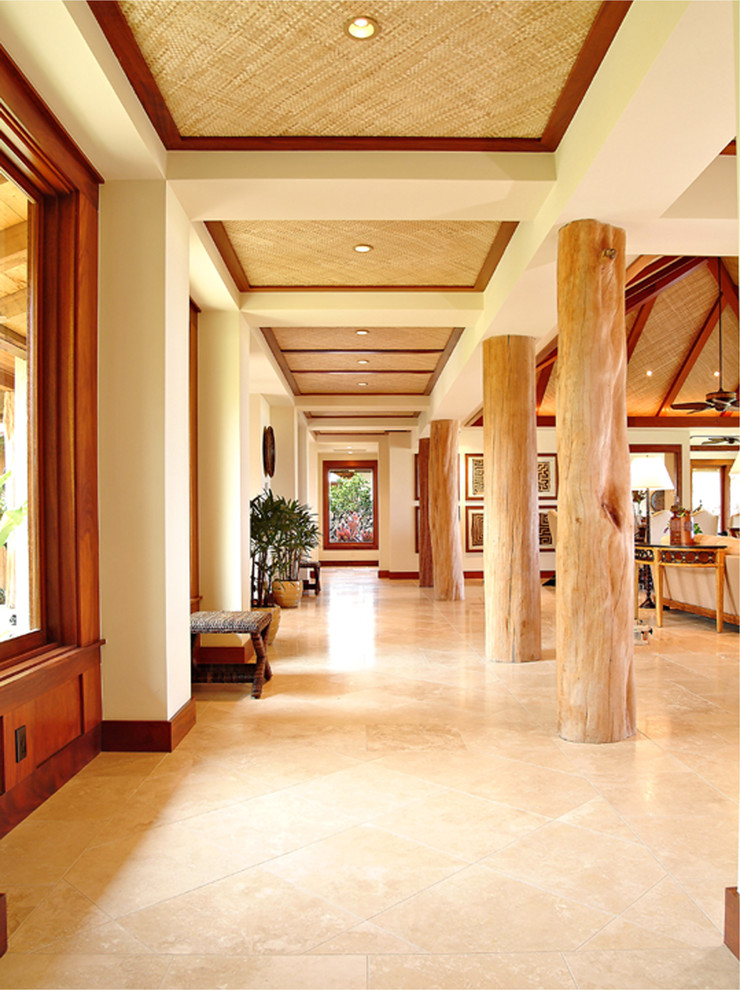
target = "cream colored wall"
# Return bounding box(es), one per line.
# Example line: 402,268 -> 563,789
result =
198,309 -> 246,612
98,180 -> 191,721
270,405 -> 298,500
387,435 -> 417,574
249,394 -> 270,498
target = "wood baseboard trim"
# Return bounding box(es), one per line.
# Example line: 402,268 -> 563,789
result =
0,725 -> 100,839
102,696 -> 196,753
725,886 -> 739,958
464,570 -> 484,579
387,571 -> 420,580
0,892 -> 6,957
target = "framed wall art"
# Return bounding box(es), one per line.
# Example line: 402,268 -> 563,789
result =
537,454 -> 558,499
465,505 -> 484,553
538,508 -> 555,550
465,453 -> 485,500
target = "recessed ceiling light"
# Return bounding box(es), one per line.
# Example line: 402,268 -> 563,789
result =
358,381 -> 368,387
357,359 -> 369,365
345,16 -> 379,40
646,370 -> 653,377
354,244 -> 372,253
356,329 -> 369,335
714,370 -> 721,377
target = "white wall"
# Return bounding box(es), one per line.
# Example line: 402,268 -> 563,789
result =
98,180 -> 191,721
198,309 -> 246,612
249,394 -> 270,498
270,404 -> 298,500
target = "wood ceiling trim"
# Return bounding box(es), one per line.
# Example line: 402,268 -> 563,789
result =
261,327 -> 300,395
425,327 -> 464,395
536,414 -> 740,428
205,221 -> 250,291
240,283 -> 482,294
625,256 -> 707,313
656,298 -> 720,416
89,0 -> 182,148
294,370 -> 431,376
473,223 -> 518,291
282,348 -> 444,355
627,256 -> 679,287
540,1 -> 632,150
536,362 -> 554,413
90,1 -> 628,154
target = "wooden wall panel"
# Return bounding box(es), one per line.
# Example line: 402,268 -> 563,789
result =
2,700 -> 35,791
81,665 -> 102,732
33,678 -> 81,766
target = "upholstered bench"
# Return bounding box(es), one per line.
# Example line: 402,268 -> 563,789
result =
190,610 -> 273,698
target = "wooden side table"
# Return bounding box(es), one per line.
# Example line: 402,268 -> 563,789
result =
635,544 -> 727,632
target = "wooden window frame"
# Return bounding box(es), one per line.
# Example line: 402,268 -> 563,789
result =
322,459 -> 379,551
0,49 -> 102,672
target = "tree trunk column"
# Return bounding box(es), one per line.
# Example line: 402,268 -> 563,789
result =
483,336 -> 541,662
556,219 -> 635,743
417,437 -> 433,587
429,420 -> 464,600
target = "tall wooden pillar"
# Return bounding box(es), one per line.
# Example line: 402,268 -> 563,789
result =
429,420 -> 464,600
418,437 -> 433,587
556,219 -> 635,743
483,336 -> 541,662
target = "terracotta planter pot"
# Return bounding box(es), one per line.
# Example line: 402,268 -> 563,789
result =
272,580 -> 302,608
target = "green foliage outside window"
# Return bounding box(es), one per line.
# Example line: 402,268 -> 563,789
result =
328,470 -> 374,543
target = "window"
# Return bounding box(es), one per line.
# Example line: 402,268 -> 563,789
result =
323,460 -> 378,550
0,48 -> 102,669
0,172 -> 38,642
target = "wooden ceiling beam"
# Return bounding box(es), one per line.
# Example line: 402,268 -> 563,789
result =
0,289 -> 27,322
473,222 -> 518,291
626,255 -> 679,287
536,362 -> 554,413
625,256 -> 706,313
706,257 -> 739,321
0,221 -> 27,273
655,298 -> 720,416
626,297 -> 656,361
625,255 -> 663,285
204,221 -> 250,291
260,327 -> 299,394
0,324 -> 27,358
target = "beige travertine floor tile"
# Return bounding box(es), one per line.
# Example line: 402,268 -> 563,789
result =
10,881 -> 112,952
365,721 -> 466,751
3,886 -> 53,937
557,796 -> 637,841
178,789 -> 359,858
266,824 -> 467,916
372,865 -> 613,952
481,819 -> 666,915
370,790 -> 548,861
580,918 -> 697,950
614,875 -> 724,947
64,821 -> 257,917
281,760 -> 451,820
368,952 -> 577,989
564,946 -> 740,989
23,921 -> 152,956
0,952 -> 170,989
119,867 -> 361,954
161,954 -> 367,989
375,749 -> 599,818
0,821 -> 101,885
310,921 -> 422,954
24,773 -> 150,823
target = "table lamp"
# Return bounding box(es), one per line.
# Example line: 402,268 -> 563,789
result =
631,455 -> 676,607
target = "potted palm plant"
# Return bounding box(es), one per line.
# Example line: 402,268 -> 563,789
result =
250,490 -> 320,611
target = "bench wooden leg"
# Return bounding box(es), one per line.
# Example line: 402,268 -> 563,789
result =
249,628 -> 272,699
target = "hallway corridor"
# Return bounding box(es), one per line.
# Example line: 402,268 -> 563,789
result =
0,570 -> 738,989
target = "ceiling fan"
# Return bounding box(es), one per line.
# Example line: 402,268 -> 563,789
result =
694,435 -> 740,445
671,260 -> 739,414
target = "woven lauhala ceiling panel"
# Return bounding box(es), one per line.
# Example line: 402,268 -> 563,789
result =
118,0 -> 601,138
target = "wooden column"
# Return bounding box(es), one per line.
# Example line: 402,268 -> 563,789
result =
483,336 -> 541,662
556,219 -> 635,743
418,437 -> 433,587
429,420 -> 464,600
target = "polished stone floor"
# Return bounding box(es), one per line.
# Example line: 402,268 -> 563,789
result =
0,570 -> 738,989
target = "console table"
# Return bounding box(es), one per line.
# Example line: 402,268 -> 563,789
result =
634,544 -> 727,632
